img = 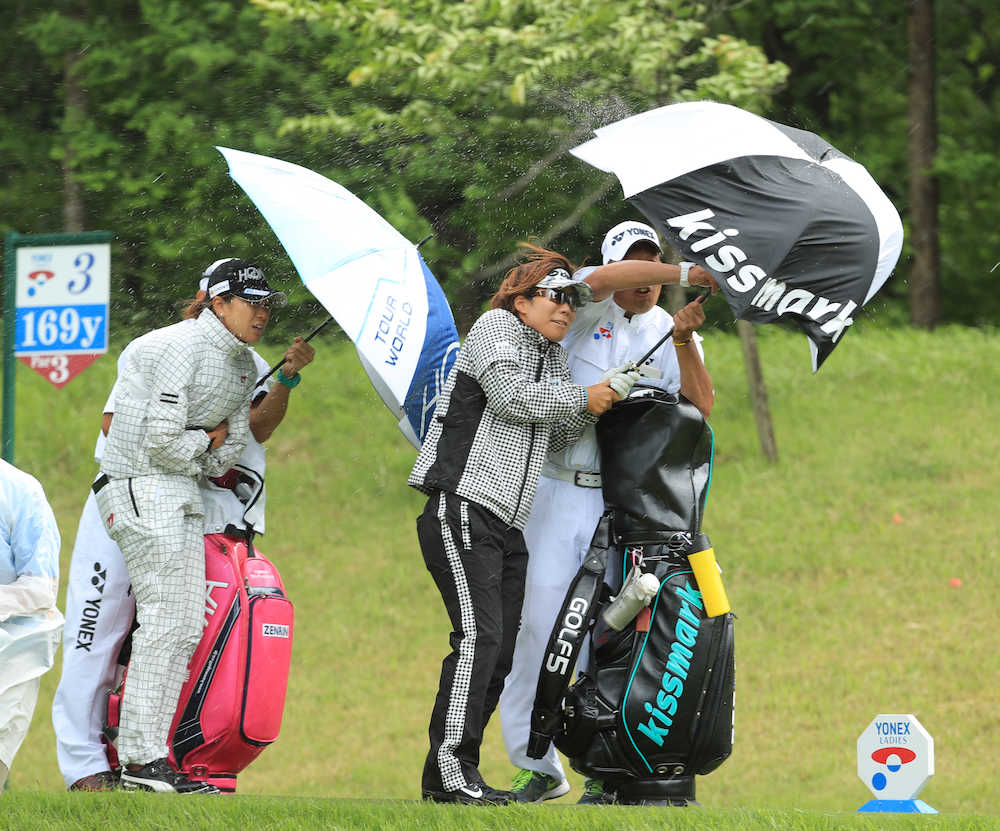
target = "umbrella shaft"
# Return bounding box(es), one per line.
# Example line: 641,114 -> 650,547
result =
632,289 -> 709,367
259,315 -> 334,385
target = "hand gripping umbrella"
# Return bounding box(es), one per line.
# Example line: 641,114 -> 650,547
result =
571,101 -> 904,370
216,147 -> 459,448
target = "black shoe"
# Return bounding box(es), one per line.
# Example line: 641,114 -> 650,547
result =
120,758 -> 219,794
577,778 -> 616,805
69,770 -> 119,792
422,782 -> 514,805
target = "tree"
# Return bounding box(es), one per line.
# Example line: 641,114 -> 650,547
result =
3,0 -> 342,336
907,0 -> 939,328
258,0 -> 788,329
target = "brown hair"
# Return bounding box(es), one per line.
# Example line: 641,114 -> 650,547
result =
181,290 -> 210,320
490,244 -> 577,312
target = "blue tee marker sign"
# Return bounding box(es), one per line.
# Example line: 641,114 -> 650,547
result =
14,238 -> 110,387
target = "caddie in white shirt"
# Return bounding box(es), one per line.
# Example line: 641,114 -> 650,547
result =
499,221 -> 716,804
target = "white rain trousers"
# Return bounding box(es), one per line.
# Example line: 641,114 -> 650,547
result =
51,491 -> 137,784
1,460 -> 63,772
499,476 -> 604,780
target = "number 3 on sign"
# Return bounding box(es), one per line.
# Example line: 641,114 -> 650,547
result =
69,251 -> 94,294
47,356 -> 69,385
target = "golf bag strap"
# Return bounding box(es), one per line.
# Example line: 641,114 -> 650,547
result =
527,511 -> 613,759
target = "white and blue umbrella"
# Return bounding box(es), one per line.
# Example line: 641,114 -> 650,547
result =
571,101 -> 904,370
217,147 -> 459,447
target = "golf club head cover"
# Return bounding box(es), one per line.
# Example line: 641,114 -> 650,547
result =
527,511 -> 613,759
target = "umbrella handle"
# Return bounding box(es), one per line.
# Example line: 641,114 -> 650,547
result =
258,315 -> 335,385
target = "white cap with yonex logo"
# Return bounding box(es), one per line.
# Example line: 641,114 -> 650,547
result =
601,220 -> 663,265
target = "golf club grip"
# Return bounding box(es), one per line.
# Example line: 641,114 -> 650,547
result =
633,328 -> 674,368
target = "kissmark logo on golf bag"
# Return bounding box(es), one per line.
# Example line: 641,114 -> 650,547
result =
634,580 -> 703,747
615,564 -> 734,778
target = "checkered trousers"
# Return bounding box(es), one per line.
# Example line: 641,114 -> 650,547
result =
94,474 -> 204,765
409,309 -> 597,530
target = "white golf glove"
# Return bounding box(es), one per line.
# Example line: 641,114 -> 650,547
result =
607,368 -> 640,399
599,363 -> 633,383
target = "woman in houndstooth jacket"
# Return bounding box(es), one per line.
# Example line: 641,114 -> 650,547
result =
408,246 -> 633,804
92,258 -> 286,793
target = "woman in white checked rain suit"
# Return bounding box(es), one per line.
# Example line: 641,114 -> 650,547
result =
51,266 -> 314,792
93,259 -> 286,793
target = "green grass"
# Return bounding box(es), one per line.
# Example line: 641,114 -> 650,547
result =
1,794 -> 997,831
4,324 -> 998,820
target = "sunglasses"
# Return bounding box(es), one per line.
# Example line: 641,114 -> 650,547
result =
231,294 -> 278,310
532,287 -> 583,310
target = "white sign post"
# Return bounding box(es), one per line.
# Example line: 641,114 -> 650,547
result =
857,713 -> 936,813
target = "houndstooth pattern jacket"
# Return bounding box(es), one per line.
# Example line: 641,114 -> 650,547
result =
100,309 -> 257,480
409,309 -> 597,530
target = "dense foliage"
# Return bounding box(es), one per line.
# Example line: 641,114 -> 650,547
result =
2,0 -> 996,336
2,0 -> 339,335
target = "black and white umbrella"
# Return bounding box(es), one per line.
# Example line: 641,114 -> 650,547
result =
571,101 -> 903,370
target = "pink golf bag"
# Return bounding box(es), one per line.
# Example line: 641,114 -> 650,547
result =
106,534 -> 294,792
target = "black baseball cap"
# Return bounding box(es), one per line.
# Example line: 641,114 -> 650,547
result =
203,258 -> 287,307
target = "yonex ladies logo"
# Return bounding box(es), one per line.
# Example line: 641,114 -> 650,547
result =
872,746 -> 916,771
857,714 -> 934,808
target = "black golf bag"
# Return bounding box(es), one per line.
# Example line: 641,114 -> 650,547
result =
528,390 -> 735,805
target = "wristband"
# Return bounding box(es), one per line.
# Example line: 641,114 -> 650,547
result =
277,368 -> 302,388
673,338 -> 692,347
679,261 -> 694,288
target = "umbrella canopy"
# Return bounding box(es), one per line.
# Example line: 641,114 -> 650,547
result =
571,101 -> 903,370
216,147 -> 459,447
